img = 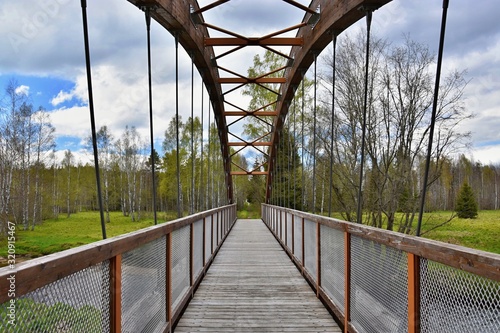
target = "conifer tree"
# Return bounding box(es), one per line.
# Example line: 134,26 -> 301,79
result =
455,182 -> 478,219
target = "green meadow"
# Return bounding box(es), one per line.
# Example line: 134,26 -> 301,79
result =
1,209 -> 498,265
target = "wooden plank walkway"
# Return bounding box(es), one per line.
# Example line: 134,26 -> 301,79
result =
175,219 -> 341,332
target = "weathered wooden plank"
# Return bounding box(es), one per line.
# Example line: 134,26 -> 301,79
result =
174,219 -> 340,332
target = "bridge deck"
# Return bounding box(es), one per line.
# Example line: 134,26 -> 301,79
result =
175,219 -> 341,332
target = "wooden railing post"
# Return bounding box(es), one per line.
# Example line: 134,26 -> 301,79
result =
166,233 -> 172,325
408,253 -> 421,333
110,254 -> 122,333
216,211 -> 219,246
344,232 -> 351,333
301,217 -> 305,271
190,223 -> 194,287
279,210 -> 283,241
211,214 -> 214,254
291,214 -> 295,255
316,222 -> 321,297
285,211 -> 288,248
202,217 -> 206,266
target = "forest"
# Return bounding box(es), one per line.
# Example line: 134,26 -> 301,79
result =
1,33 -> 499,237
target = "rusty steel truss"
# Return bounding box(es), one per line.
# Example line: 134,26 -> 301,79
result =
128,0 -> 392,203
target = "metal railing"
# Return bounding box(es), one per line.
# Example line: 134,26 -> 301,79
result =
262,204 -> 500,333
0,204 -> 237,333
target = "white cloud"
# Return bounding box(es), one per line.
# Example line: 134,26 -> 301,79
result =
15,84 -> 29,95
51,89 -> 74,106
50,105 -> 90,138
470,145 -> 500,166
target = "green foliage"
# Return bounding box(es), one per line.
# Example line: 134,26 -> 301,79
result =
455,182 -> 478,219
238,203 -> 261,219
0,299 -> 102,333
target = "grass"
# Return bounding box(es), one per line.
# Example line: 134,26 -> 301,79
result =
0,211 -> 163,260
1,208 -> 498,264
418,210 -> 500,254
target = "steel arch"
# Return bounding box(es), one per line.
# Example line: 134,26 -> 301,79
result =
127,0 -> 392,204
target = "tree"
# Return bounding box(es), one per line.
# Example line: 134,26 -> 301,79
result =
320,32 -> 471,232
455,182 -> 478,219
62,150 -> 73,217
0,80 -> 56,232
87,125 -> 114,222
243,50 -> 306,206
116,126 -> 145,221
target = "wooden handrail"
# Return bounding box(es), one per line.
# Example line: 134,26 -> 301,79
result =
0,204 -> 237,305
262,204 -> 500,281
262,204 -> 500,333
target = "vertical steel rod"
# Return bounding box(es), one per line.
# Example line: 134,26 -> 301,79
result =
416,0 -> 450,236
200,81 -> 205,211
356,10 -> 373,224
293,98 -> 297,209
301,78 -> 305,210
312,53 -> 318,214
190,54 -> 195,215
208,100 -> 211,208
175,34 -> 182,218
328,33 -> 338,217
80,0 -> 106,239
145,7 -> 158,224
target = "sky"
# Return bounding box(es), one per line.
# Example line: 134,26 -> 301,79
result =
0,0 -> 499,165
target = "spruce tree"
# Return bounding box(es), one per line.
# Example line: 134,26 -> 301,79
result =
455,182 -> 478,219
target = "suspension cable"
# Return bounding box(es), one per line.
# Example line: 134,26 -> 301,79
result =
200,79 -> 205,211
328,33 -> 338,217
145,7 -> 158,225
301,76 -> 305,210
207,99 -> 212,208
288,110 -> 292,208
356,9 -> 373,224
312,53 -> 318,214
416,0 -> 450,236
80,0 -> 106,239
175,34 -> 182,218
292,95 -> 297,210
190,53 -> 195,215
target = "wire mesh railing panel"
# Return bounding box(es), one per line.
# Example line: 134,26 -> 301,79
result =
213,215 -> 218,249
350,235 -> 408,333
193,219 -> 204,281
420,258 -> 500,333
278,212 -> 285,241
122,237 -> 166,333
171,225 -> 190,311
0,262 -> 111,333
304,219 -> 317,281
320,225 -> 345,312
205,215 -> 212,257
294,216 -> 302,263
286,212 -> 293,251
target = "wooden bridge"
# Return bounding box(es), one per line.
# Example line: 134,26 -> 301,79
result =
176,219 -> 340,332
1,1 -> 500,332
1,204 -> 499,332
